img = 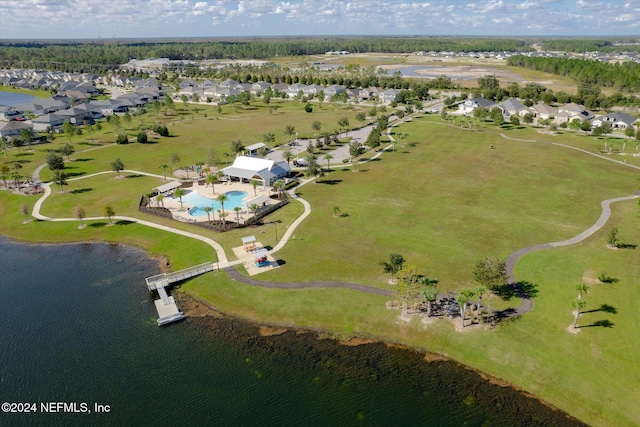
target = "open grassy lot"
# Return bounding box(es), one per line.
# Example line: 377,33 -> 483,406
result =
2,102 -> 639,426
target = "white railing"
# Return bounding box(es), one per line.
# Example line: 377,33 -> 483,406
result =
146,262 -> 214,290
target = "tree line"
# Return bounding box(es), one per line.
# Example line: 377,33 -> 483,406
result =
0,37 -> 533,72
506,55 -> 640,92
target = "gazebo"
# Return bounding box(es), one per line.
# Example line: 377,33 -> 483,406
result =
253,248 -> 269,267
154,181 -> 181,195
241,235 -> 257,252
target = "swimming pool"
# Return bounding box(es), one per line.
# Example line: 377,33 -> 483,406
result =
175,190 -> 248,217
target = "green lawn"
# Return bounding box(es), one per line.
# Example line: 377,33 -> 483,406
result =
1,104 -> 639,426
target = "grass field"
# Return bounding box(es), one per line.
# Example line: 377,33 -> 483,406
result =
2,102 -> 639,426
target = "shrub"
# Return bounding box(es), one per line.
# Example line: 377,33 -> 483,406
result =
115,133 -> 129,144
136,132 -> 148,144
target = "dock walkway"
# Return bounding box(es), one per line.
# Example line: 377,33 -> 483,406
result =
145,262 -> 214,325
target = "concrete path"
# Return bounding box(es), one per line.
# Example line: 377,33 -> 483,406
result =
505,192 -> 640,315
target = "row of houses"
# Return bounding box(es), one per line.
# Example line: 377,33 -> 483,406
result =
176,79 -> 403,104
459,97 -> 638,129
0,86 -> 163,139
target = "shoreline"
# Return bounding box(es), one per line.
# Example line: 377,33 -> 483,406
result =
174,290 -> 569,419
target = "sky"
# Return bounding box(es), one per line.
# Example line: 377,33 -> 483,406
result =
0,0 -> 639,39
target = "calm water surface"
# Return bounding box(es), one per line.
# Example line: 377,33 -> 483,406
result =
0,92 -> 37,106
0,238 -> 585,426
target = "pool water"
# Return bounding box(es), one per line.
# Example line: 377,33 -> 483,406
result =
176,190 -> 248,217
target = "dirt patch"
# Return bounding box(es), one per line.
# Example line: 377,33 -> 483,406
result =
177,294 -> 223,318
259,325 -> 288,336
339,338 -> 377,346
423,352 -> 449,363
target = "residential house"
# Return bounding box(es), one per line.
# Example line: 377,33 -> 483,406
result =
459,97 -> 496,114
592,112 -> 638,129
0,105 -> 24,121
0,120 -> 34,139
556,103 -> 594,123
324,85 -> 346,98
31,113 -> 68,132
379,88 -> 401,104
250,81 -> 272,95
496,98 -> 528,117
529,102 -> 557,120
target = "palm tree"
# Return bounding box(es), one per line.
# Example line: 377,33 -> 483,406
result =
156,194 -> 165,208
53,170 -> 67,191
273,179 -> 285,200
216,193 -> 229,218
250,179 -> 259,196
475,286 -> 487,321
206,173 -> 219,194
233,206 -> 242,224
284,124 -> 296,142
323,153 -> 334,171
457,289 -> 476,328
422,283 -> 438,317
571,298 -> 587,329
576,283 -> 589,300
203,206 -> 213,224
182,165 -> 190,179
11,171 -> 22,190
282,148 -> 293,166
249,203 -> 260,222
1,136 -> 9,157
159,164 -> 169,181
174,188 -> 186,209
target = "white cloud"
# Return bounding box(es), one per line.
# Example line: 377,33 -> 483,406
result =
0,0 -> 638,38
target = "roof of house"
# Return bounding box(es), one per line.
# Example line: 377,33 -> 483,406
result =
498,98 -> 527,113
597,111 -> 637,125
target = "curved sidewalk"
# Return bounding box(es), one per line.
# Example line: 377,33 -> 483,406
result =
505,192 -> 640,315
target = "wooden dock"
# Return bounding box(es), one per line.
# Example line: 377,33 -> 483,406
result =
145,262 -> 215,326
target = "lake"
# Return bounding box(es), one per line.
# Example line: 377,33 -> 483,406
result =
0,237 -> 585,426
0,91 -> 37,107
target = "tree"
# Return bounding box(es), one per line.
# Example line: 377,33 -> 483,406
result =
422,280 -> 439,317
108,114 -> 120,132
248,203 -> 260,221
46,152 -> 65,171
60,142 -> 74,160
123,111 -> 132,128
580,120 -> 592,133
625,126 -> 636,138
21,203 -> 29,222
0,163 -> 9,187
164,96 -> 174,115
338,116 -> 350,138
216,193 -> 229,222
1,136 -> 9,157
593,123 -> 612,137
174,188 -> 186,209
115,133 -> 129,144
250,179 -> 259,196
282,148 -> 293,166
305,159 -> 323,182
206,173 -> 219,194
159,164 -> 169,181
457,289 -> 476,328
62,121 -> 75,143
231,140 -> 244,155
473,257 -> 507,290
136,132 -> 148,143
312,121 -> 322,133
263,132 -> 276,144
571,298 -> 587,329
52,170 -> 67,191
323,153 -> 334,171
475,286 -> 487,321
273,179 -> 285,200
510,115 -> 520,126
170,153 -> 180,172
522,112 -> 534,124
103,204 -> 115,224
395,264 -> 422,315
156,194 -> 165,208
568,118 -> 582,131
355,112 -> 366,123
304,103 -> 313,113
380,253 -> 405,283
203,206 -> 213,224
111,158 -> 125,176
284,125 -> 296,142
75,206 -> 86,228
576,283 -> 589,300
20,128 -> 33,149
607,228 -> 620,248
233,206 -> 242,224
490,107 -> 504,126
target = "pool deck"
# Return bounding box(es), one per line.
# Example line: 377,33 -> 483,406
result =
155,181 -> 277,223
